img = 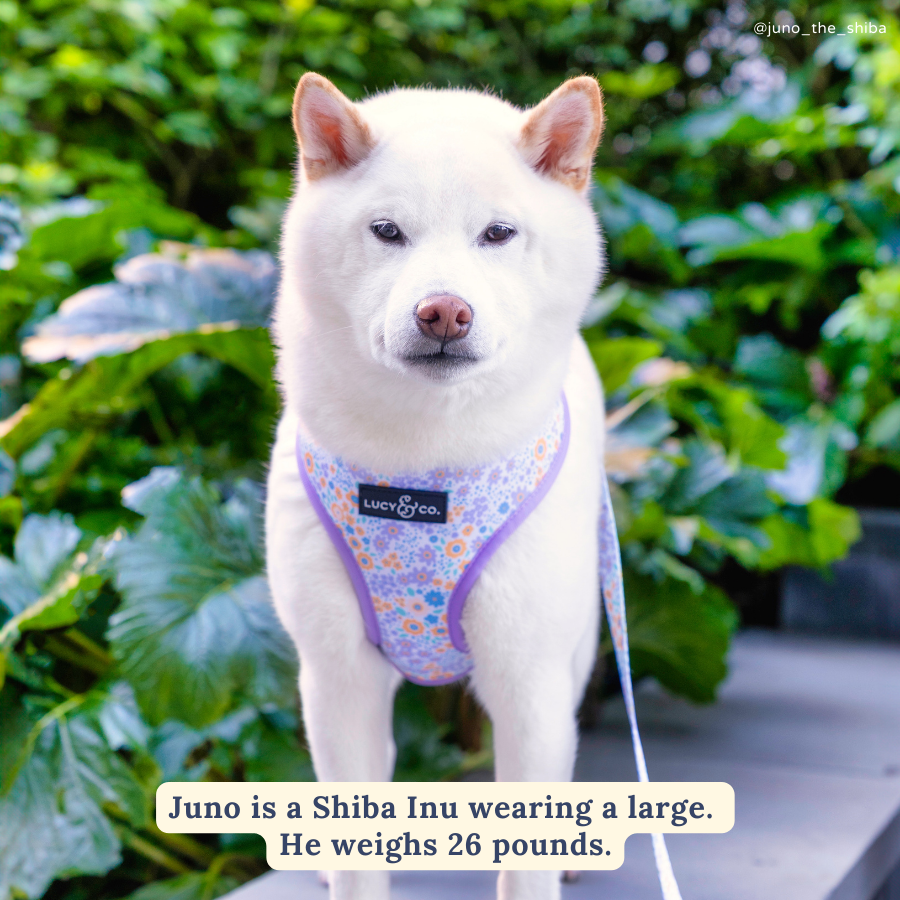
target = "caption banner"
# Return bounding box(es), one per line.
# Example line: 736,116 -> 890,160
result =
157,781 -> 734,870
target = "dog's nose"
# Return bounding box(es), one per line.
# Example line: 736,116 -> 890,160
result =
415,295 -> 472,341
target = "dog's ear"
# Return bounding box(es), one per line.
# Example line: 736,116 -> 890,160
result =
292,73 -> 374,180
518,76 -> 604,192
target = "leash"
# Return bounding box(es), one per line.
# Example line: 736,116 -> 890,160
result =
599,473 -> 684,900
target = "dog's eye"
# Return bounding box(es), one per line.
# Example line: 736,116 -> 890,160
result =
371,220 -> 403,243
482,223 -> 516,244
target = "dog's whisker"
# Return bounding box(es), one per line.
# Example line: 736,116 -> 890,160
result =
306,323 -> 356,340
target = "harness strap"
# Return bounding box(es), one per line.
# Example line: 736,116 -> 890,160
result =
599,473 -> 683,900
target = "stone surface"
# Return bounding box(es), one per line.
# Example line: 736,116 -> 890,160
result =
219,631 -> 900,900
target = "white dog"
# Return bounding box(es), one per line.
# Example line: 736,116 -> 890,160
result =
265,72 -> 606,900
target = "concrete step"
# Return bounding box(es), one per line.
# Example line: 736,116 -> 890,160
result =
219,630 -> 900,900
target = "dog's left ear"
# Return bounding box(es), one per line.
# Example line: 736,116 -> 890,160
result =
518,76 -> 604,193
292,72 -> 374,181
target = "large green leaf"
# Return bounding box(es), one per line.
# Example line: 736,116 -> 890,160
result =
107,471 -> 296,727
0,514 -> 101,690
14,511 -> 81,592
22,189 -> 206,274
758,499 -> 861,570
585,336 -> 663,395
0,328 -> 275,458
23,247 -> 277,364
618,572 -> 738,704
0,513 -> 104,688
0,687 -> 144,900
866,398 -> 900,448
659,440 -> 776,545
734,334 -> 813,420
679,198 -> 837,270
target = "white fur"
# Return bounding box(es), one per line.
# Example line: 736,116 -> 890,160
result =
266,81 -> 606,900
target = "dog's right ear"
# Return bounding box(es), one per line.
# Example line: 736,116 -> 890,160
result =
292,73 -> 373,181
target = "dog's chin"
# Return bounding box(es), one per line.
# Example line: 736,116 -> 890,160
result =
396,351 -> 483,384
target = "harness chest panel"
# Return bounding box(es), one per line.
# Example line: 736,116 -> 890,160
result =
296,397 -> 570,685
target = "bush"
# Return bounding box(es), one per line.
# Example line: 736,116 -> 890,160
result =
1,0 -> 898,897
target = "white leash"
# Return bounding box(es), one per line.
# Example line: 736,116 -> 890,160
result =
599,473 -> 684,900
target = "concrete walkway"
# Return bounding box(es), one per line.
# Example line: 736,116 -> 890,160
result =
223,630 -> 900,900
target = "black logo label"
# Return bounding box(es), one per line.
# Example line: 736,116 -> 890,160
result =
358,484 -> 448,524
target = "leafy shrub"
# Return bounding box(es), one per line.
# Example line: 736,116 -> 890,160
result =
1,0 -> 899,897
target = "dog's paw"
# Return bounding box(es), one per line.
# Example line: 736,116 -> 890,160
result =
562,870 -> 581,884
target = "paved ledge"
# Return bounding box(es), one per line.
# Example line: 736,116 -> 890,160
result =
222,631 -> 900,900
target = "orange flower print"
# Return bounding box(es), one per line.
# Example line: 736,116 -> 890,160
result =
335,486 -> 343,499
304,452 -> 314,474
403,619 -> 426,635
357,552 -> 374,570
535,438 -> 547,461
410,600 -> 426,615
462,524 -> 473,537
445,539 -> 466,558
348,536 -> 362,551
431,623 -> 448,639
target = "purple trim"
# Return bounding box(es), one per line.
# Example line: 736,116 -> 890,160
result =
446,396 -> 571,653
296,433 -> 382,646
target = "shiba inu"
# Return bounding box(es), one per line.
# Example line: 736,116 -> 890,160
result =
266,72 -> 606,900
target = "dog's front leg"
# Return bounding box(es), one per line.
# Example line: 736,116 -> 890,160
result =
268,418 -> 403,899
466,532 -> 600,900
298,639 -> 402,900
480,665 -> 584,900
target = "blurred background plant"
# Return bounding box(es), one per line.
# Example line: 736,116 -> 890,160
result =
1,0 -> 899,896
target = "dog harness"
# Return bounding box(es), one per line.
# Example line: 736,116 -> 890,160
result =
297,396 -> 569,685
296,393 -> 683,900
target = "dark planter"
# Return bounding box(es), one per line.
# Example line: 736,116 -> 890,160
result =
782,509 -> 900,640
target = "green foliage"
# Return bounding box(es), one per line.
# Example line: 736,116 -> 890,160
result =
619,572 -> 738,704
2,0 -> 899,896
108,469 -> 295,728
